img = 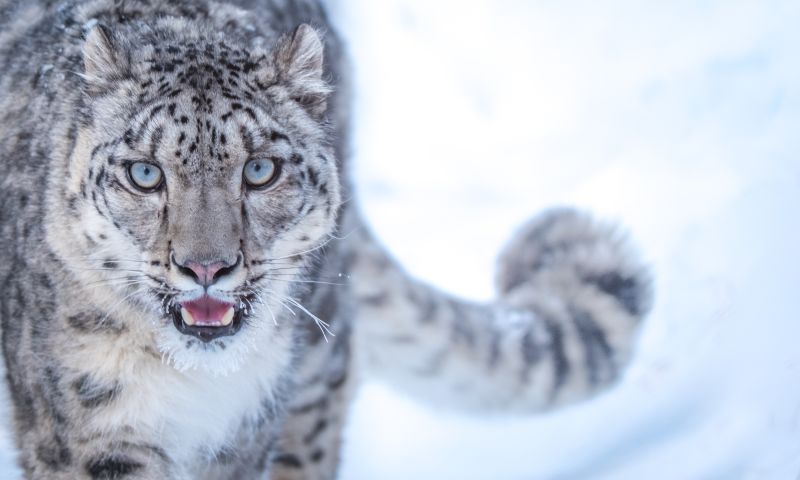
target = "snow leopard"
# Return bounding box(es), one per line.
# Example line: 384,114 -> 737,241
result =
0,0 -> 652,479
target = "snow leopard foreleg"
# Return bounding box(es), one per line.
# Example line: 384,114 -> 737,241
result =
350,208 -> 652,411
5,359 -> 181,480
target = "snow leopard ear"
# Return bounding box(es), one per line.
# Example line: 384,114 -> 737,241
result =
273,24 -> 331,117
82,24 -> 128,92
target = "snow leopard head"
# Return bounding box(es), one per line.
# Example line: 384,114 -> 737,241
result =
54,20 -> 341,374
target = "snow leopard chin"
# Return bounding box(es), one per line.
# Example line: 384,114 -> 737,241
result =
154,303 -> 292,377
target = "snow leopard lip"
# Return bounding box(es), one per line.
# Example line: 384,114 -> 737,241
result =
170,301 -> 244,343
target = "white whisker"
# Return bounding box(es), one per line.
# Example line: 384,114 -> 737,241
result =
282,295 -> 334,342
261,276 -> 345,286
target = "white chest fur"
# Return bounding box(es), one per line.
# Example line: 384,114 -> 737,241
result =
64,324 -> 292,466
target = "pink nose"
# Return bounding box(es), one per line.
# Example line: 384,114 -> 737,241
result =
183,260 -> 228,286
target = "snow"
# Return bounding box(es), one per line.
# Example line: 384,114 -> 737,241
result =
2,0 -> 799,478
332,0 -> 800,478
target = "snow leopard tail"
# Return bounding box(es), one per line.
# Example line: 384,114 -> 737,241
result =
347,208 -> 653,412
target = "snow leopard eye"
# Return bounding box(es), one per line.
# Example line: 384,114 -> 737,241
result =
243,158 -> 278,188
127,161 -> 163,191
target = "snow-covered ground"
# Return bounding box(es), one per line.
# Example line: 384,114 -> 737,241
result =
333,0 -> 800,478
2,0 -> 799,478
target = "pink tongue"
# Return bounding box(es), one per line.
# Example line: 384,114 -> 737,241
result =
181,296 -> 234,325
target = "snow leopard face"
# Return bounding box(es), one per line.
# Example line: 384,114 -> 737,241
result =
56,22 -> 340,373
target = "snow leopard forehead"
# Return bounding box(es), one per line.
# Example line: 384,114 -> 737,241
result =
86,20 -> 332,174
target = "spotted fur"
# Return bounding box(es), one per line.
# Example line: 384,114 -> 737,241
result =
0,1 -> 652,479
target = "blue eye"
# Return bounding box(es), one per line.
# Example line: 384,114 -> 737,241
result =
243,158 -> 278,187
128,162 -> 163,191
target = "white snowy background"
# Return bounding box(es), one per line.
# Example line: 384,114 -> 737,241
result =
331,0 -> 800,479
2,0 -> 799,478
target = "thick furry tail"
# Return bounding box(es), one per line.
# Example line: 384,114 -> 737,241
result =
348,208 -> 653,412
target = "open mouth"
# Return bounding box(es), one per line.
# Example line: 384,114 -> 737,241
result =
171,295 -> 244,342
